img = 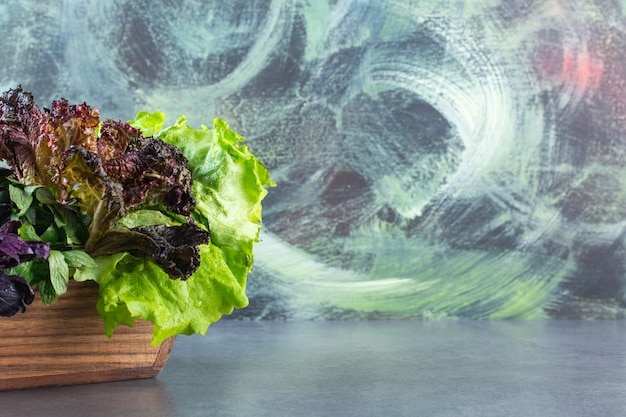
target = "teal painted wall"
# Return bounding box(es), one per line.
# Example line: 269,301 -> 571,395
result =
2,0 -> 626,319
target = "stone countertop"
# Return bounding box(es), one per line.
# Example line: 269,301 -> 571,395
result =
1,320 -> 624,417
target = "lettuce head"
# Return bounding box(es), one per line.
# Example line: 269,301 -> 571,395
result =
0,87 -> 273,345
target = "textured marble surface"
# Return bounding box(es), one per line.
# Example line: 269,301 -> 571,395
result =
1,320 -> 625,417
2,1 -> 626,319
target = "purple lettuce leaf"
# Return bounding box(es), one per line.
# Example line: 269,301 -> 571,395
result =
88,223 -> 210,280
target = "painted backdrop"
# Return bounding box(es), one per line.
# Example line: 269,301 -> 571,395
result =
2,0 -> 626,320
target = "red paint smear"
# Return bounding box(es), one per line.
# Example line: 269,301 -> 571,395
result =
535,45 -> 604,95
566,48 -> 604,92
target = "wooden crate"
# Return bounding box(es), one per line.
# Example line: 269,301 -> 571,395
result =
0,280 -> 174,391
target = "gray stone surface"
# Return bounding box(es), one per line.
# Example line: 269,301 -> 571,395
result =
1,320 -> 625,416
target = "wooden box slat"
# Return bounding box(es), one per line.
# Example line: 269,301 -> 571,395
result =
0,280 -> 174,391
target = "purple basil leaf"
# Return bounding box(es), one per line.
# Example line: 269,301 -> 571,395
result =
0,271 -> 35,317
0,233 -> 32,268
0,220 -> 21,235
0,220 -> 50,268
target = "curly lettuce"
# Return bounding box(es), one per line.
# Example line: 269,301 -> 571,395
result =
79,113 -> 273,345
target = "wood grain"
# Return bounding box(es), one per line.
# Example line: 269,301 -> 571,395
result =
0,280 -> 175,391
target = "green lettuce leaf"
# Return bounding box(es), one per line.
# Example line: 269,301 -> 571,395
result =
75,245 -> 249,346
131,111 -> 166,137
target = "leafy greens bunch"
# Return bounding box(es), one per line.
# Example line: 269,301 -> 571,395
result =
0,86 -> 273,345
